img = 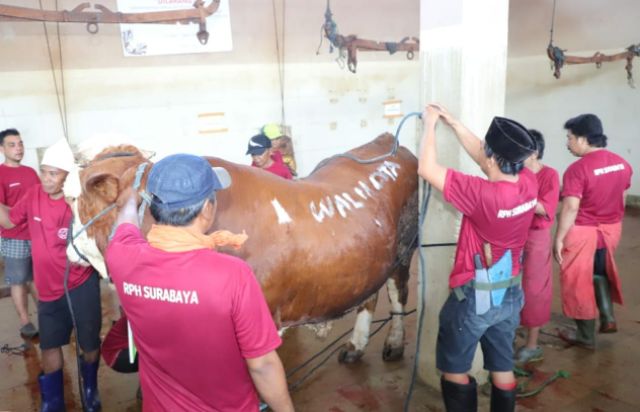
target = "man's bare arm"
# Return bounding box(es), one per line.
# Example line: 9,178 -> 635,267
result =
246,350 -> 294,412
114,192 -> 140,229
0,204 -> 15,229
418,105 -> 447,192
432,104 -> 488,170
554,196 -> 580,264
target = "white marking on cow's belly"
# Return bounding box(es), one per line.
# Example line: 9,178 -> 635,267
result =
305,321 -> 334,339
350,309 -> 373,351
278,327 -> 289,337
386,278 -> 404,347
374,219 -> 382,227
271,198 -> 292,224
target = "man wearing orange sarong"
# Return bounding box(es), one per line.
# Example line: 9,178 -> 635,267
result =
554,114 -> 633,350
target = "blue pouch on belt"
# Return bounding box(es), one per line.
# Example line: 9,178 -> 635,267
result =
473,249 -> 513,315
487,249 -> 512,307
474,255 -> 491,315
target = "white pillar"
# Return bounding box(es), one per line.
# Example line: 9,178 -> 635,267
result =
417,0 -> 510,389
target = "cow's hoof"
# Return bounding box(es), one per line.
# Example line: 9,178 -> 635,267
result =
382,344 -> 404,362
338,344 -> 364,364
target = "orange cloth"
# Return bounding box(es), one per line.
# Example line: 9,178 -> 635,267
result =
147,224 -> 248,253
560,222 -> 623,319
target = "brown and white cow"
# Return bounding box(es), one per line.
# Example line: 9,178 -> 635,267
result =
65,133 -> 418,362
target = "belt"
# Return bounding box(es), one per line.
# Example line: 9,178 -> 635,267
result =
453,274 -> 522,302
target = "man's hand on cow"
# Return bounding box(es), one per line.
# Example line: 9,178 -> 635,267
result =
116,186 -> 141,209
114,187 -> 142,228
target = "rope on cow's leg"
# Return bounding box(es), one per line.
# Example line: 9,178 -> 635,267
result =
389,309 -> 416,316
285,310 -> 417,392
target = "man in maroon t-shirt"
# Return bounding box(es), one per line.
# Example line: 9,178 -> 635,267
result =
246,133 -> 293,180
107,154 -> 294,412
515,130 -> 560,366
0,128 -> 40,338
419,104 -> 538,412
555,114 -> 633,350
0,139 -> 102,412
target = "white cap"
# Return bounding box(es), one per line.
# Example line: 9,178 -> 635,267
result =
41,139 -> 76,172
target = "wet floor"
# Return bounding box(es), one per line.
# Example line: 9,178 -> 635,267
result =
1,208 -> 639,411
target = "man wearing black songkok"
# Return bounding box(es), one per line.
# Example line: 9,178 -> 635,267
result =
418,104 -> 538,412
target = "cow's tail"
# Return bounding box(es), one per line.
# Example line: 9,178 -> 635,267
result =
396,188 -> 419,267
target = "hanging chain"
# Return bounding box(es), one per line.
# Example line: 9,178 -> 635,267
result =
549,0 -> 557,46
272,0 -> 286,127
39,0 -> 69,140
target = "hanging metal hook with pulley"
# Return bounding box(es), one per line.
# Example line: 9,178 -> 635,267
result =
546,0 -> 640,88
318,0 -> 419,73
0,0 -> 221,44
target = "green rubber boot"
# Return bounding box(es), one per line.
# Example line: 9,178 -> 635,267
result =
559,319 -> 596,350
594,274 -> 617,333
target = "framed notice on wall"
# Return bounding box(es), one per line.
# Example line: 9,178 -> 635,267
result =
117,0 -> 232,57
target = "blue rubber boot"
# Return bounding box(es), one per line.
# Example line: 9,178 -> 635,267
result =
80,358 -> 102,412
38,369 -> 65,412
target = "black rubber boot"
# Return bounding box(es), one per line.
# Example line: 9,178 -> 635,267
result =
80,358 -> 102,412
38,369 -> 65,412
441,376 -> 477,412
594,274 -> 617,333
490,383 -> 517,412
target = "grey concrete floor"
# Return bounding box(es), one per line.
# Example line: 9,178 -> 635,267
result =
0,208 -> 638,411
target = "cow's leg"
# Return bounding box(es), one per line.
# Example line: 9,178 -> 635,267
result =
383,264 -> 410,361
338,293 -> 378,364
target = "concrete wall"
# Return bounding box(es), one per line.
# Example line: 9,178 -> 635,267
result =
0,62 -> 420,175
0,0 -> 421,175
506,52 -> 639,195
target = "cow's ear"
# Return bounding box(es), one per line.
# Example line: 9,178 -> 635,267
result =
84,172 -> 119,204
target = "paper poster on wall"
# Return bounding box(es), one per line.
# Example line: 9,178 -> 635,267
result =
383,99 -> 403,119
117,0 -> 232,57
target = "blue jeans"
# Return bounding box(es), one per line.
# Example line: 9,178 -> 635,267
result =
436,283 -> 524,373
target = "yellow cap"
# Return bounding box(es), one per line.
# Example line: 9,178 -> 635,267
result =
262,123 -> 282,140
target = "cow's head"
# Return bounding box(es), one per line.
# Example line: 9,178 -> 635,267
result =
64,145 -> 151,279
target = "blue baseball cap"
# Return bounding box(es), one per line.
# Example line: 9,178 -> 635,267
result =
147,154 -> 231,210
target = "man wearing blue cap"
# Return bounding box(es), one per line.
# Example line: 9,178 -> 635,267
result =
106,154 -> 294,412
419,104 -> 538,412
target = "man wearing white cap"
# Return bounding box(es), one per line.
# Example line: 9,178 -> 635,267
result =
0,139 -> 102,412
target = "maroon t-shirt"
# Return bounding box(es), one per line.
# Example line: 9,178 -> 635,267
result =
0,164 -> 39,240
106,224 -> 282,412
9,185 -> 93,301
443,168 -> 538,288
531,165 -> 560,230
561,149 -> 632,226
252,151 -> 292,180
